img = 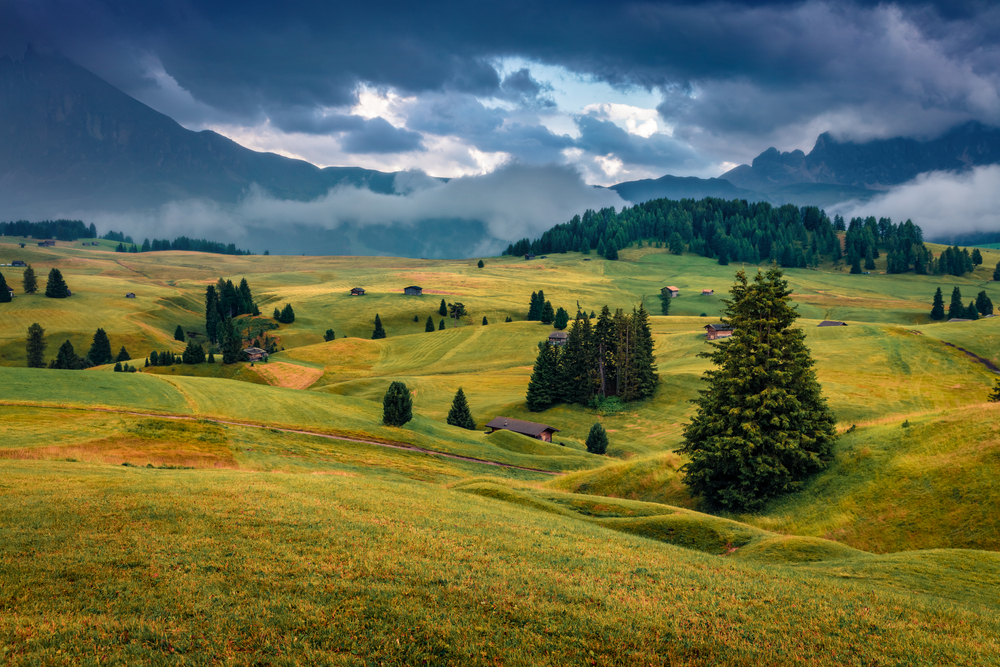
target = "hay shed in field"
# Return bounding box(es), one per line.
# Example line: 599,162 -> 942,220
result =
11,260 -> 26,267
701,289 -> 714,295
350,287 -> 366,296
818,320 -> 847,327
662,286 -> 680,298
705,323 -> 733,340
485,417 -> 560,443
125,292 -> 136,298
244,346 -> 268,361
403,285 -> 423,296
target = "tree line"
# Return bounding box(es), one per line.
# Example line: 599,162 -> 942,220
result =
0,219 -> 96,241
526,305 -> 658,411
930,287 -> 994,321
25,324 -> 132,370
0,266 -> 71,301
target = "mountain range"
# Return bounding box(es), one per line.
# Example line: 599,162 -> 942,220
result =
2,48 -> 999,256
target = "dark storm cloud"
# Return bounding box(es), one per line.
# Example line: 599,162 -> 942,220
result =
269,109 -> 424,154
2,0 -> 999,168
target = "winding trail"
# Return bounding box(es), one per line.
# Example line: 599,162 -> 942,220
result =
0,401 -> 561,475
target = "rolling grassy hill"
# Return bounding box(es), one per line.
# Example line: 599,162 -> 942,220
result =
2,237 -> 1000,663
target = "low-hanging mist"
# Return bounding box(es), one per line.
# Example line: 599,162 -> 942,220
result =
71,163 -> 626,257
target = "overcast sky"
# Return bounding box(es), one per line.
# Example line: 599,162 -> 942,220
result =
3,0 -> 999,185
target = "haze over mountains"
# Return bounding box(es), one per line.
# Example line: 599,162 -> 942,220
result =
3,49 -> 1000,256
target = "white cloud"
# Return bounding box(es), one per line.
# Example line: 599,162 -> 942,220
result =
583,102 -> 665,138
835,165 -> 1000,239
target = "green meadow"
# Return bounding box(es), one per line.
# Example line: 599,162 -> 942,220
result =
2,237 -> 1000,664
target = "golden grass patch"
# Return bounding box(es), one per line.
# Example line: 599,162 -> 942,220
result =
252,361 -> 324,389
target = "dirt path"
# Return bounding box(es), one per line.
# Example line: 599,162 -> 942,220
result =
0,402 -> 561,475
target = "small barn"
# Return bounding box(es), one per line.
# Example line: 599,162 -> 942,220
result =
485,417 -> 560,443
244,346 -> 269,361
705,323 -> 733,340
125,292 -> 136,298
350,287 -> 366,296
701,289 -> 714,296
404,285 -> 423,296
11,260 -> 26,267
37,240 -> 55,247
818,320 -> 847,327
548,331 -> 568,346
662,286 -> 680,298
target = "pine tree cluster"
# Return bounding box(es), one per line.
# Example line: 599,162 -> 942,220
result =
525,305 -> 658,411
205,278 -> 258,344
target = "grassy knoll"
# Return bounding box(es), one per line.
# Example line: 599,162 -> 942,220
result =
1,460 -> 998,665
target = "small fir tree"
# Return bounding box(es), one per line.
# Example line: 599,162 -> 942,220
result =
585,423 -> 609,455
966,301 -> 980,320
540,301 -> 555,325
44,268 -> 70,298
25,323 -> 46,368
0,272 -> 10,303
22,264 -> 37,294
372,314 -> 387,339
116,346 -> 131,362
50,340 -> 87,370
505,316 -> 512,322
972,248 -> 983,266
182,338 -> 206,364
174,325 -> 185,342
976,290 -> 994,317
113,362 -> 123,372
446,387 -> 476,430
477,260 -> 484,268
425,316 -> 435,332
382,381 -> 413,426
324,329 -> 336,341
439,319 -> 445,330
989,377 -> 1000,402
994,261 -> 1000,281
659,290 -> 672,316
526,342 -> 561,411
553,307 -> 569,330
439,299 -> 448,317
273,307 -> 281,319
679,267 -> 837,512
208,351 -> 215,363
482,316 -> 488,325
930,287 -> 946,320
87,328 -> 113,365
948,286 -> 964,320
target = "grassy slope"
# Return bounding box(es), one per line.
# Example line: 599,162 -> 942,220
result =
4,239 -> 1000,662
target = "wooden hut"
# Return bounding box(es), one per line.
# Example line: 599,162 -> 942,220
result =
11,260 -> 26,267
485,417 -> 560,443
125,292 -> 136,298
817,320 -> 847,327
547,331 -> 568,346
404,285 -> 423,296
243,347 -> 269,361
704,323 -> 733,340
701,289 -> 714,296
662,286 -> 680,298
350,287 -> 366,296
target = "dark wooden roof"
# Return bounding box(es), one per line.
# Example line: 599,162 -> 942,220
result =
404,285 -> 422,289
548,331 -> 568,339
817,320 -> 847,327
704,323 -> 732,331
485,417 -> 559,436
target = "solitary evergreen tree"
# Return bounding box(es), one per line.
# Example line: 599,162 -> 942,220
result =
994,261 -> 1000,281
382,381 -> 413,426
425,316 -> 435,332
482,316 -> 488,325
0,272 -> 10,303
88,328 -> 114,365
182,338 -> 206,364
585,423 -> 609,455
948,286 -> 965,320
174,325 -> 186,342
553,307 -> 569,330
990,377 -> 1000,403
439,319 -> 446,330
930,287 -> 946,320
540,301 -> 555,325
526,342 -> 561,411
44,268 -> 70,298
324,329 -> 336,341
659,291 -> 671,316
25,323 -> 46,368
439,299 -> 448,317
446,387 -> 476,430
208,352 -> 215,364
976,290 -> 994,317
414,315 -> 419,322
21,264 -> 37,294
372,314 -> 386,339
679,267 -> 837,512
477,260 -> 485,268
116,346 -> 131,362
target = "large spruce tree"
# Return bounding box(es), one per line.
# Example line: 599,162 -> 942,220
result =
526,342 -> 561,411
22,264 -> 37,294
930,287 -> 945,320
976,290 -> 994,317
174,325 -> 186,342
627,304 -> 658,401
87,328 -> 114,365
439,299 -> 448,317
0,272 -> 10,303
425,316 -> 435,332
25,323 -> 46,368
382,381 -> 413,426
948,286 -> 964,320
45,268 -> 70,298
446,388 -> 476,430
679,267 -> 837,512
559,314 -> 596,404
